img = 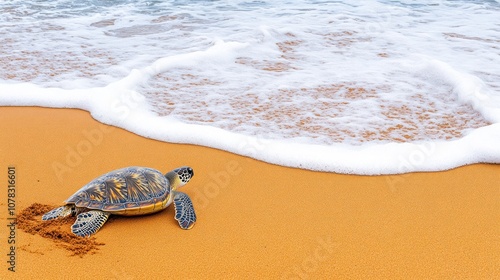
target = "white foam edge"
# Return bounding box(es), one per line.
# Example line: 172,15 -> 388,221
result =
1,41 -> 499,175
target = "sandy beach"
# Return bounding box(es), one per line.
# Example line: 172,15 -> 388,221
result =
0,106 -> 498,279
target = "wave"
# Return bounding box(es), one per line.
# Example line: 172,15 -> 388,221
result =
1,40 -> 499,174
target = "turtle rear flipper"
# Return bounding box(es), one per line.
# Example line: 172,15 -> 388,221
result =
42,205 -> 73,221
173,191 -> 196,230
72,210 -> 110,237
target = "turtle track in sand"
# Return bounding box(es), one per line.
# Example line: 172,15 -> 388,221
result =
17,203 -> 105,257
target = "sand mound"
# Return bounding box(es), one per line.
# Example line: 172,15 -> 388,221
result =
17,203 -> 104,257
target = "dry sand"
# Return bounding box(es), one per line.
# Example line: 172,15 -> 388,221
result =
0,106 -> 498,279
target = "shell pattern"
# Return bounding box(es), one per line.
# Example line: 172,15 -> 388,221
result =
65,167 -> 170,213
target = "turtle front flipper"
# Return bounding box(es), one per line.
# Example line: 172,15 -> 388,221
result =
42,205 -> 73,221
72,210 -> 110,237
173,191 -> 197,230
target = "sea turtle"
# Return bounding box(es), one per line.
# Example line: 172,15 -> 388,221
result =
42,166 -> 196,237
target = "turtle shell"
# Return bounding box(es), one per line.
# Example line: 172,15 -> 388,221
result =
65,167 -> 170,216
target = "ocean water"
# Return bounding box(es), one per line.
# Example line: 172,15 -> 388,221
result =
1,0 -> 499,174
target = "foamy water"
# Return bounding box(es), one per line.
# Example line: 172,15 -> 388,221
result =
1,0 -> 500,174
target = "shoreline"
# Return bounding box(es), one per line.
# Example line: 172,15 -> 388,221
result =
0,106 -> 499,279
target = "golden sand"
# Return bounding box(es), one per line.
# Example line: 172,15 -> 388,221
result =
0,106 -> 498,279
17,203 -> 104,257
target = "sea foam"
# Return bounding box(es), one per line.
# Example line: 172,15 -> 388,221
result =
1,0 -> 499,174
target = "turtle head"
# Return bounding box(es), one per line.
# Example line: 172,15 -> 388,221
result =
166,166 -> 194,190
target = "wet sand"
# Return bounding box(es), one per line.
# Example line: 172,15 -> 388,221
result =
0,106 -> 498,279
